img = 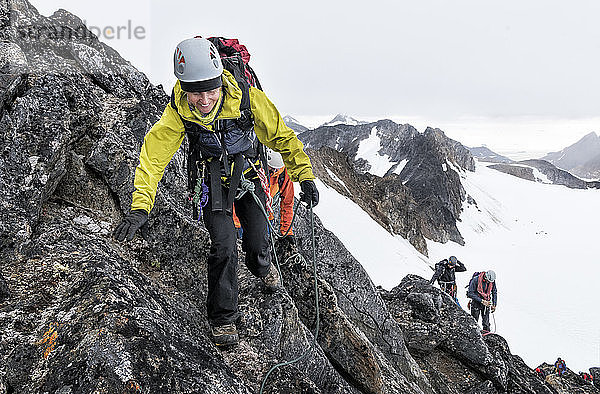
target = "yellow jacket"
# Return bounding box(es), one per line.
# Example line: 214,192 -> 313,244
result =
131,70 -> 314,213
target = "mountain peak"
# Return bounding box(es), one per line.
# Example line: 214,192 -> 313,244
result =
282,115 -> 308,133
542,131 -> 600,179
283,115 -> 299,123
580,131 -> 600,142
321,114 -> 366,127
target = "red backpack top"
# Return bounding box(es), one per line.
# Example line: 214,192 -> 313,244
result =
203,36 -> 262,90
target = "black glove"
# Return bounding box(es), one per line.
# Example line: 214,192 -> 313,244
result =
300,180 -> 319,207
113,209 -> 149,242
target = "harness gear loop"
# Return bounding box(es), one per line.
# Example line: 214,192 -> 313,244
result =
191,162 -> 209,221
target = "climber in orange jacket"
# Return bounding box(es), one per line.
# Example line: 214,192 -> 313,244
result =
233,148 -> 295,241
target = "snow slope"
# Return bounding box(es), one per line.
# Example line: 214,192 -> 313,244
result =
310,162 -> 600,372
300,179 -> 431,288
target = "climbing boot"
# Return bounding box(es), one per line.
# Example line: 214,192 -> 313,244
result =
211,323 -> 239,347
261,263 -> 281,292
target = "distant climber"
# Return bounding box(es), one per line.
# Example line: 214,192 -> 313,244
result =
113,37 -> 319,347
554,358 -> 566,376
535,367 -> 546,380
466,270 -> 497,333
429,255 -> 466,303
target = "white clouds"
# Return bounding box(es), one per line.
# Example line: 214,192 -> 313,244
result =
29,0 -> 600,147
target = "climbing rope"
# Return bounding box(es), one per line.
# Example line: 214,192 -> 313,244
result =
235,171 -> 321,393
481,305 -> 497,337
259,201 -> 319,394
238,172 -> 299,241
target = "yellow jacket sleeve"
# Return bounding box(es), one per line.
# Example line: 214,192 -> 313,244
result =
131,103 -> 185,213
249,87 -> 315,182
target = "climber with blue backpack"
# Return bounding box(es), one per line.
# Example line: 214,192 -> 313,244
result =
113,36 -> 319,347
466,270 -> 497,333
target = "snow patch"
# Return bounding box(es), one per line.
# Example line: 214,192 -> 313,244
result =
356,127 -> 394,177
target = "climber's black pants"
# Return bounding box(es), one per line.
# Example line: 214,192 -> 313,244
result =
203,179 -> 270,326
471,300 -> 491,331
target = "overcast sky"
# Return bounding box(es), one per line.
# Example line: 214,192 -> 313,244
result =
29,0 -> 600,156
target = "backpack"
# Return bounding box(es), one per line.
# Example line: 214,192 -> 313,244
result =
465,271 -> 481,288
172,36 -> 270,219
206,37 -> 262,91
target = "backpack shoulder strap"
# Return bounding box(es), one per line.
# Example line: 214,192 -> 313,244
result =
170,88 -> 179,113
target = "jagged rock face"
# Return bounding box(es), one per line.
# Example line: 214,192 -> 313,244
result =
301,121 -> 473,250
380,275 -> 561,394
489,160 -> 597,189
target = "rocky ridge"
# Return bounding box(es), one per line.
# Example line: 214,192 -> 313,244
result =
488,160 -> 600,189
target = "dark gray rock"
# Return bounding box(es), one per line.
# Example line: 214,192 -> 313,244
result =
380,275 -> 565,394
285,205 -> 433,393
591,367 -> 600,389
0,273 -> 8,302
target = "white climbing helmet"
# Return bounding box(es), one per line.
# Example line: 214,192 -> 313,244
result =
173,37 -> 223,92
485,270 -> 496,282
266,148 -> 284,169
